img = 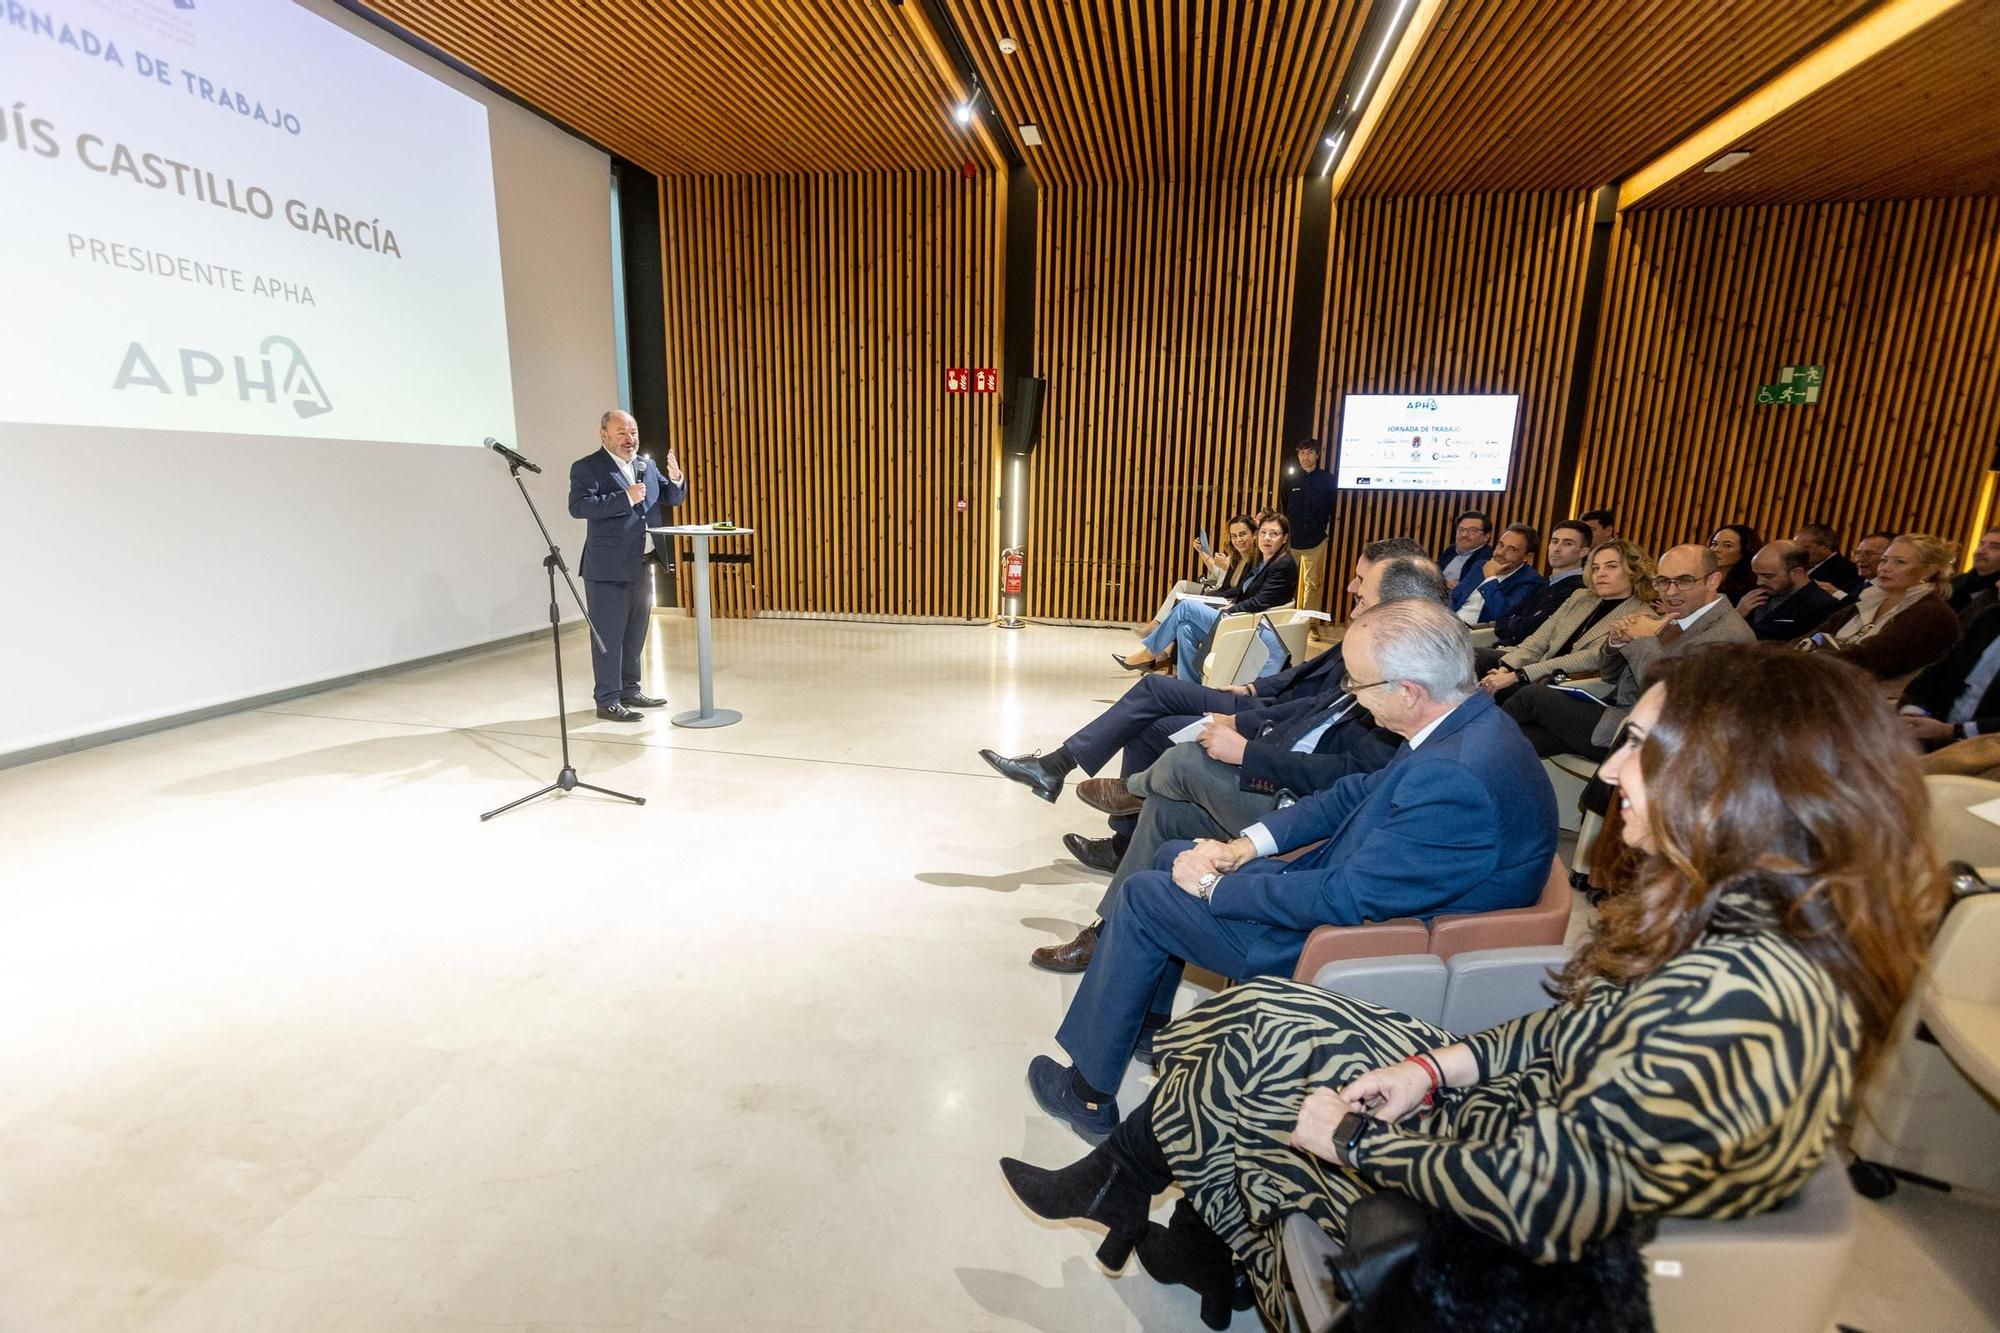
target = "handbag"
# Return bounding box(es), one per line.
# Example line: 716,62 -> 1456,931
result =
1323,1191 -> 1656,1331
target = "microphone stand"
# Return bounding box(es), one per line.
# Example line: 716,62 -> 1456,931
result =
480,456 -> 646,821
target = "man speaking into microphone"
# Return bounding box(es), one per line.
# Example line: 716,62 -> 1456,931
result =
568,410 -> 688,721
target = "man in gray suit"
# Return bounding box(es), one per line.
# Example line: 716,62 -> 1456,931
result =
1504,544 -> 1754,759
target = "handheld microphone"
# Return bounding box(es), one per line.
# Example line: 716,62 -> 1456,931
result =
634,455 -> 648,479
483,437 -> 542,474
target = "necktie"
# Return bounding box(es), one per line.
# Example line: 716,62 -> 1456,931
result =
1657,621 -> 1685,648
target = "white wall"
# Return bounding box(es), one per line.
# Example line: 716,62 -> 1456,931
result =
0,0 -> 617,759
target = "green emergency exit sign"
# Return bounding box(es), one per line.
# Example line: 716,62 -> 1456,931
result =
1755,364 -> 1826,406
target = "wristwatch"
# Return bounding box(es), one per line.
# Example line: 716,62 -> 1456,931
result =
1332,1111 -> 1378,1164
1194,870 -> 1221,899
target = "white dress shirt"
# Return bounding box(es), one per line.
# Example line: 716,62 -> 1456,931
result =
604,446 -> 644,510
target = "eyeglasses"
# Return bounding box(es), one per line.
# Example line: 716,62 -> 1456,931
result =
1654,574 -> 1708,592
1340,674 -> 1401,694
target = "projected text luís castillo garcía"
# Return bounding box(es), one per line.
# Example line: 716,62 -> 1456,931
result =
2,104 -> 401,258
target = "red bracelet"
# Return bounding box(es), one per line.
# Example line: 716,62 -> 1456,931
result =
1405,1052 -> 1442,1106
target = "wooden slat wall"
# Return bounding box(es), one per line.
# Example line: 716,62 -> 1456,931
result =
1027,180 -> 1302,621
658,171 -> 1002,618
1574,197 -> 2000,558
1341,0 -> 1873,196
1314,192 -> 1598,612
942,0 -> 1368,184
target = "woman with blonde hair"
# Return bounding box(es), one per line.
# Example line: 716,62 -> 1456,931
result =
1797,531 -> 1960,678
1478,539 -> 1655,702
999,645 -> 1944,1328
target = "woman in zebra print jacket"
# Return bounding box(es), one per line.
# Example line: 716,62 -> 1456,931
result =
1002,644 -> 1945,1329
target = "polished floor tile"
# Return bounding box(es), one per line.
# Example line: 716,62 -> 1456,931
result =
0,617 -> 1993,1332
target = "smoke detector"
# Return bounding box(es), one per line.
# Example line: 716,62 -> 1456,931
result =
998,36 -> 1019,55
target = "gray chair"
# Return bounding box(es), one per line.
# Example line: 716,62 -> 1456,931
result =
1282,946 -> 1855,1333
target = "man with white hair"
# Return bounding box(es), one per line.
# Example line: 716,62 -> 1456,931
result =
1026,598 -> 1558,1139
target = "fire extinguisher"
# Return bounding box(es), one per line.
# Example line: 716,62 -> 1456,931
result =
1002,546 -> 1025,598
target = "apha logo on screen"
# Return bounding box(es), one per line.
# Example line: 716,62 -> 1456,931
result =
112,336 -> 333,420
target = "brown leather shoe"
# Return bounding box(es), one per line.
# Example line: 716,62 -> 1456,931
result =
1030,922 -> 1101,973
1077,778 -> 1143,817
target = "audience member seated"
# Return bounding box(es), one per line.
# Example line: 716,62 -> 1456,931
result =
1449,523 -> 1543,627
1436,510 -> 1492,592
1477,539 -> 1653,702
1000,645 -> 1943,1330
1141,513 -> 1254,635
1116,514 -> 1298,680
1490,520 -> 1589,646
978,538 -> 1427,827
1792,521 -> 1864,597
1017,599 -> 1556,1141
1506,544 -> 1753,760
1029,556 -> 1447,972
1798,533 -> 1960,680
1579,507 -> 1618,548
1898,601 -> 2000,749
1949,526 -> 2000,619
1737,539 -> 1841,640
1708,522 -> 1763,604
1850,529 -> 1896,588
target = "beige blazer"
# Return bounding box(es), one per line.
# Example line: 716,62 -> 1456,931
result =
1501,593 -> 1646,683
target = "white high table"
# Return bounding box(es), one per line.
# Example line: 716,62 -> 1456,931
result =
650,523 -> 755,729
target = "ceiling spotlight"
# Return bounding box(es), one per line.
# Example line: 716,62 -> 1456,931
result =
1703,149 -> 1753,174
998,36 -> 1019,55
954,100 -> 974,126
1019,123 -> 1044,147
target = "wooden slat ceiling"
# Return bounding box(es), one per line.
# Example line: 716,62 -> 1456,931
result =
1340,0 -> 1877,197
941,0 -> 1371,184
1632,2 -> 2000,209
354,0 -> 978,175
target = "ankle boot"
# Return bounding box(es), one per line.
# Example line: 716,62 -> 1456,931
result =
1136,1199 -> 1250,1330
999,1107 -> 1170,1270
1000,1153 -> 1152,1269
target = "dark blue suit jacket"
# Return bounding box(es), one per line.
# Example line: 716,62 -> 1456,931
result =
1237,690 -> 1400,798
1438,542 -> 1492,588
1448,563 -> 1545,624
569,449 -> 688,582
1207,690 -> 1555,931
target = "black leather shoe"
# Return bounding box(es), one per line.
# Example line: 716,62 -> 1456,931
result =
1026,1054 -> 1119,1143
621,693 -> 667,708
595,702 -> 643,722
979,748 -> 1067,803
1063,833 -> 1122,874
1031,921 -> 1101,973
1111,652 -> 1153,672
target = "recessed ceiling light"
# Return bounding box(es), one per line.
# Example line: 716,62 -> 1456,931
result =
1019,124 -> 1044,147
1703,149 -> 1753,174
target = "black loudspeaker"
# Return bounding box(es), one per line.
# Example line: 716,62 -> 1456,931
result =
1003,376 -> 1047,456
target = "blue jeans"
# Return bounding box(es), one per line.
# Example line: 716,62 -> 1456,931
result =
1143,601 -> 1287,683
